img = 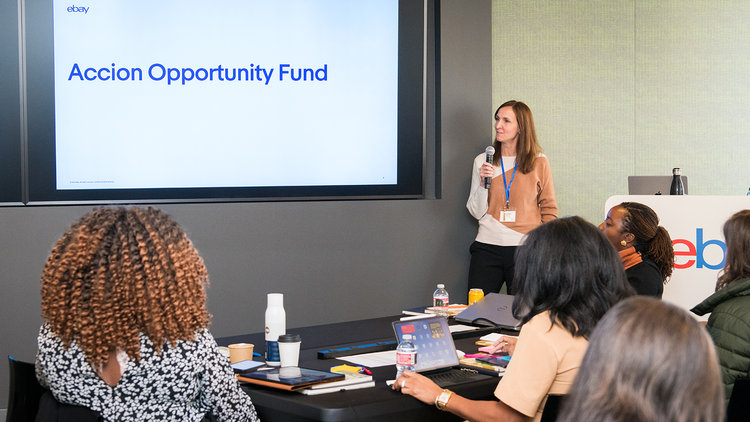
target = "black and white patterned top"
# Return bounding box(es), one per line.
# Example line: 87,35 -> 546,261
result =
36,323 -> 259,422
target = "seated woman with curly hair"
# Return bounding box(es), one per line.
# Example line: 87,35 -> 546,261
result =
35,207 -> 259,421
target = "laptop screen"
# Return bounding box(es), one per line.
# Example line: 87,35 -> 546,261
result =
392,316 -> 460,372
454,293 -> 521,330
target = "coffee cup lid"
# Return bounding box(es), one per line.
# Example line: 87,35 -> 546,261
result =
278,333 -> 301,342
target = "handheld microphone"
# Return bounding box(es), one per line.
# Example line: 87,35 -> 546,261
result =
484,146 -> 495,189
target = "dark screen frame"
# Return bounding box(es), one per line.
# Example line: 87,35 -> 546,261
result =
23,0 -> 425,204
0,0 -> 23,204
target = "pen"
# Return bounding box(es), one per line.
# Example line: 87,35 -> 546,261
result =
360,366 -> 373,375
463,354 -> 506,358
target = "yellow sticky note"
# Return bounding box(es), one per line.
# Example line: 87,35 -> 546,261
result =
329,364 -> 362,374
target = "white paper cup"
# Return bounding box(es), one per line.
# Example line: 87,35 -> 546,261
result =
278,334 -> 301,367
228,343 -> 254,364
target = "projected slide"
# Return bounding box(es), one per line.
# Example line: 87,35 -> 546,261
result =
52,0 -> 398,190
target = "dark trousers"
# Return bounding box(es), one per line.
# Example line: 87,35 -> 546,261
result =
468,241 -> 517,294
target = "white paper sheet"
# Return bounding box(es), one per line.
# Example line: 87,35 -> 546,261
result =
339,350 -> 396,368
449,324 -> 479,333
480,333 -> 519,342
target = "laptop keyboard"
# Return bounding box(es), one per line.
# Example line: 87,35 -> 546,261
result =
426,368 -> 491,387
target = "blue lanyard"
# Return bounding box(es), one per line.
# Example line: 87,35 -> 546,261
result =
499,154 -> 517,209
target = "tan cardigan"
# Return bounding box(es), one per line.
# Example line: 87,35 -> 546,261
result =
486,154 -> 557,235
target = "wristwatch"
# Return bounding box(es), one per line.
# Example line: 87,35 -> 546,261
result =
435,389 -> 454,411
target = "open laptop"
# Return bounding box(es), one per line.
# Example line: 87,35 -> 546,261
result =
627,175 -> 688,195
392,316 -> 495,387
454,293 -> 521,331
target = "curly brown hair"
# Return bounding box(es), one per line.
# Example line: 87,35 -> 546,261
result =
40,206 -> 211,366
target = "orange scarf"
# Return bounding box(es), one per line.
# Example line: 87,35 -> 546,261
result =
619,246 -> 643,270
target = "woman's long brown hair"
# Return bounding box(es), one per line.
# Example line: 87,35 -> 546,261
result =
40,206 -> 210,366
716,209 -> 750,291
492,100 -> 542,174
558,297 -> 724,422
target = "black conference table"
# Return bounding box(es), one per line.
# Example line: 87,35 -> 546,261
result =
217,313 -> 510,422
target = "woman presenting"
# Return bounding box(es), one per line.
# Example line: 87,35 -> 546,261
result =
466,100 -> 557,294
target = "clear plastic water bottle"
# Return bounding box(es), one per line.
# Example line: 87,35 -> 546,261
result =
265,293 -> 286,367
670,168 -> 685,195
433,284 -> 449,307
395,334 -> 417,378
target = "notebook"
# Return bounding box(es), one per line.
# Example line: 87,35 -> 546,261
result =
627,175 -> 688,195
299,372 -> 375,395
454,293 -> 521,330
392,316 -> 496,386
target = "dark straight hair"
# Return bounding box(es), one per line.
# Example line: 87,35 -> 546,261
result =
512,216 -> 633,338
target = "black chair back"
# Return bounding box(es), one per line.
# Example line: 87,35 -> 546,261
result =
727,378 -> 750,422
540,394 -> 566,422
35,390 -> 102,422
7,356 -> 46,422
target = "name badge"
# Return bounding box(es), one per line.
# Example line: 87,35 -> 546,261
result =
498,210 -> 516,222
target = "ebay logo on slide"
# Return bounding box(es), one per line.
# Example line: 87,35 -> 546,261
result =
66,5 -> 90,14
672,228 -> 726,270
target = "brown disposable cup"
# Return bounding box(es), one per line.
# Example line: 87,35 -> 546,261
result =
228,343 -> 254,364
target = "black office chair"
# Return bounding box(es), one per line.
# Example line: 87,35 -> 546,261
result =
540,394 -> 566,422
8,355 -> 103,422
35,390 -> 102,422
727,378 -> 750,422
7,356 -> 46,422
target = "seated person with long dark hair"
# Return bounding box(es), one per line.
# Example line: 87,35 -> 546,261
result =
393,217 -> 633,422
559,296 -> 724,422
36,207 -> 259,421
599,201 -> 674,297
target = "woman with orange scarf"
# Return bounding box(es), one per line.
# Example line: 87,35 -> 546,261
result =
599,202 -> 674,297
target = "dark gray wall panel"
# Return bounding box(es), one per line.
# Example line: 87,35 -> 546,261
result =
0,1 -> 491,407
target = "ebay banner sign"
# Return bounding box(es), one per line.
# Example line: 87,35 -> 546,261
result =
604,195 -> 750,319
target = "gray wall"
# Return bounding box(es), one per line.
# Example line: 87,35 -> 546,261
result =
0,1 -> 493,407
